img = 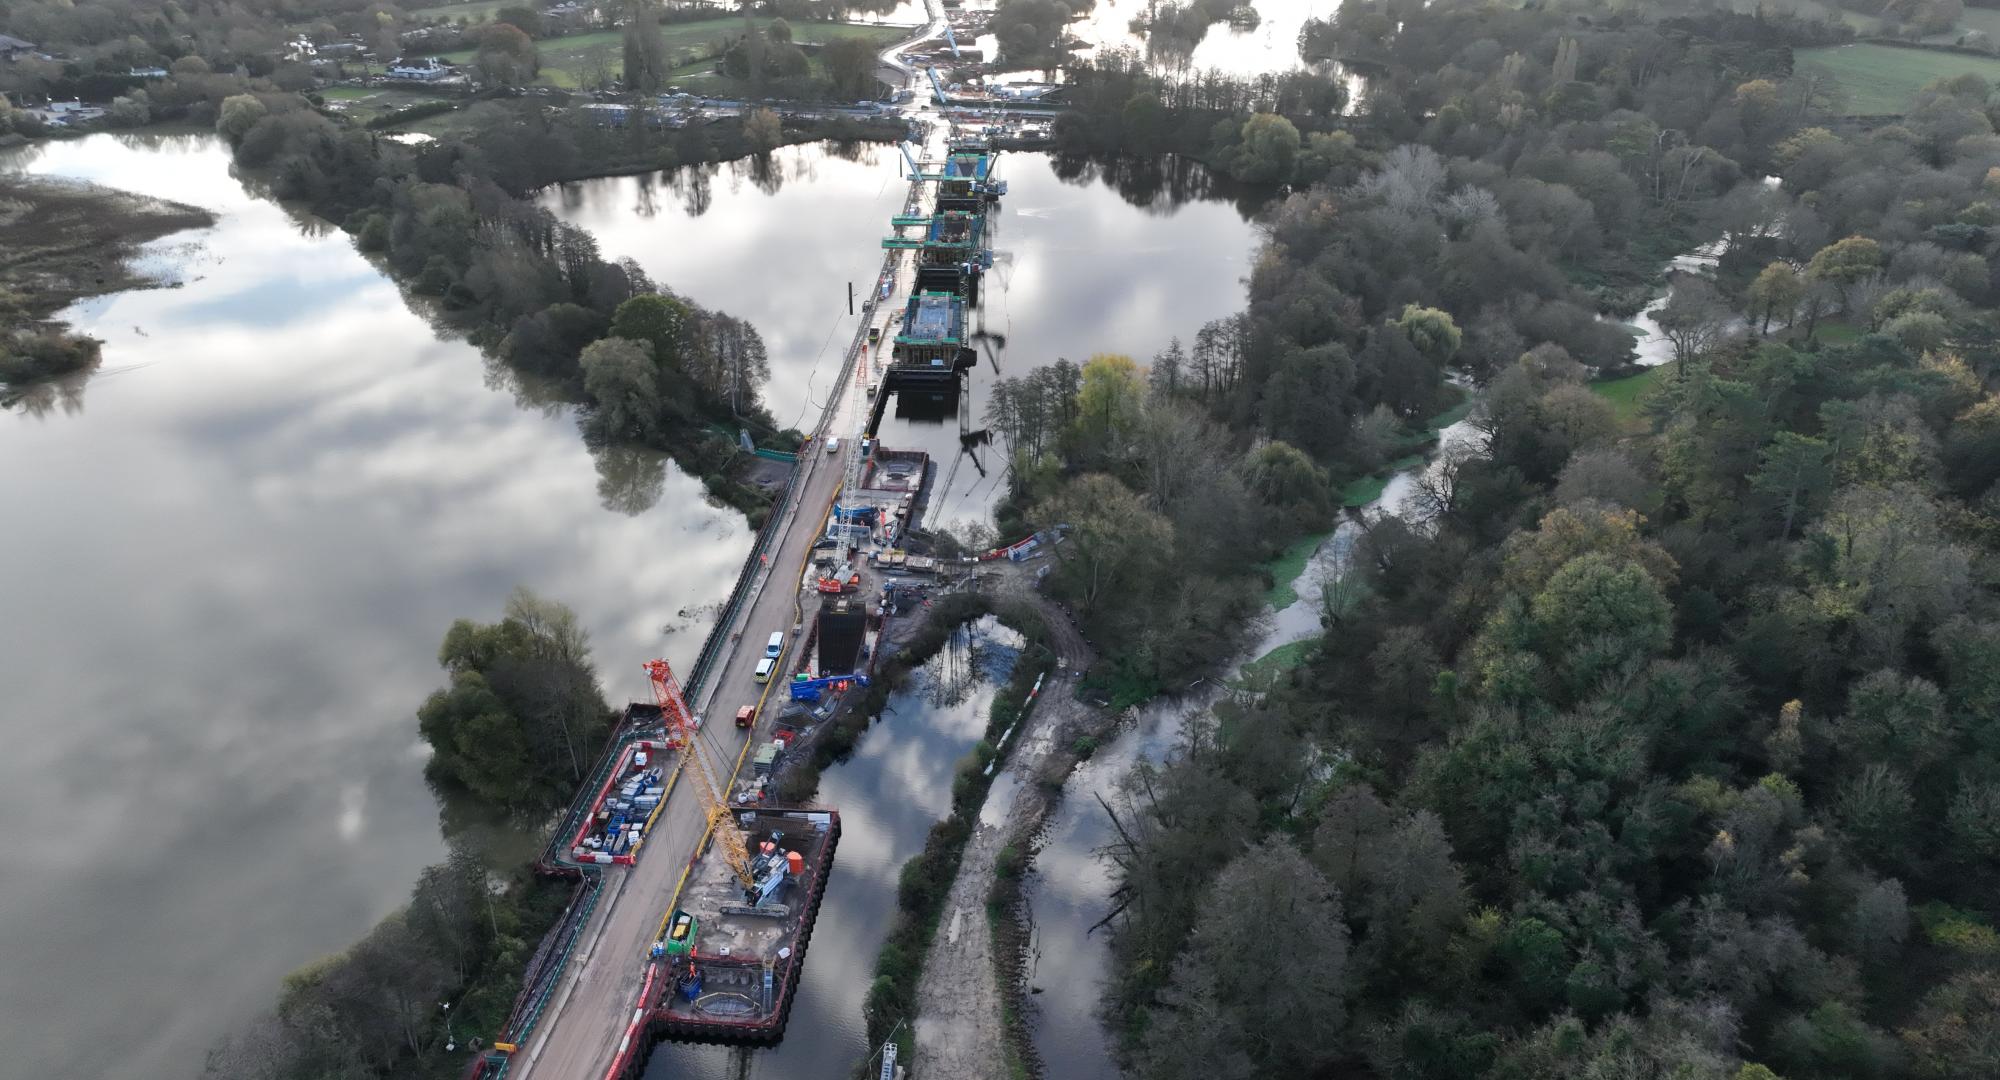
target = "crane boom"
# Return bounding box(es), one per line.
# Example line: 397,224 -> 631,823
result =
644,659 -> 754,891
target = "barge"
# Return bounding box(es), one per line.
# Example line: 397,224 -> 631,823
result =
646,806 -> 841,1044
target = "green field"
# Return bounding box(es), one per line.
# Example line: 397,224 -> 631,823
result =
409,0 -> 534,22
1794,43 -> 2000,115
1264,530 -> 1332,610
1236,638 -> 1317,687
1591,365 -> 1667,426
318,85 -> 457,123
440,21 -> 903,89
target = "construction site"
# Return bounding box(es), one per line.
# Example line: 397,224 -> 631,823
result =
461,64 -> 1011,1076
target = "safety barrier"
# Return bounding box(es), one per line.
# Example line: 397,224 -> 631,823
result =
684,487 -> 796,698
482,873 -> 606,1080
539,713 -> 654,869
601,963 -> 661,1080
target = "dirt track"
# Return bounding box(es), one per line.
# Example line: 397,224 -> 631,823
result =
913,570 -> 1098,1079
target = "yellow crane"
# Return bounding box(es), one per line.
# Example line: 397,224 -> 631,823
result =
644,659 -> 754,892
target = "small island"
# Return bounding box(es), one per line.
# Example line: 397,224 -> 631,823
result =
0,174 -> 212,406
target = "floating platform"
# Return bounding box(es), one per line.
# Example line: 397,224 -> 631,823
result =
859,447 -> 929,495
646,807 -> 840,1045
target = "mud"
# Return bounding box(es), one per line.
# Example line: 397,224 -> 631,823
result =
912,566 -> 1108,1080
0,175 -> 214,322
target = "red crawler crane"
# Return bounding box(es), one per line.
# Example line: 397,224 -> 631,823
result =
643,659 -> 753,890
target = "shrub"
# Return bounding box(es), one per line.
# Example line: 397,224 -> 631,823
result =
1918,902 -> 2000,956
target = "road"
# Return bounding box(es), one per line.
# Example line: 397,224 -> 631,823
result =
510,127 -> 940,1080
513,365 -> 865,1080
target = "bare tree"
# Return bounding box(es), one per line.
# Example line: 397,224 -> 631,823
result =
1407,440 -> 1479,526
1654,272 -> 1732,372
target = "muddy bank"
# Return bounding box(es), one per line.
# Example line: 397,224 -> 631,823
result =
0,175 -> 213,321
1,174 -> 213,404
911,569 -> 1115,1079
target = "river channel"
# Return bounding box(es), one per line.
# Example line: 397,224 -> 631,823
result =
1,123 -> 1266,1079
1010,219 -> 1726,1075
540,140 -> 1265,533
643,616 -> 1023,1080
0,133 -> 753,1080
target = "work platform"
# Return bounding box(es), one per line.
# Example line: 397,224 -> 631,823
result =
884,210 -> 990,303
492,61 -> 992,1080
648,807 -> 840,1044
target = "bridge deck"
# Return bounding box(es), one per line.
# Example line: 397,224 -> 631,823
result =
508,166 -> 928,1080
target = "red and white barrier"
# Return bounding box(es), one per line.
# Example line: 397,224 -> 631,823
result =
600,963 -> 660,1080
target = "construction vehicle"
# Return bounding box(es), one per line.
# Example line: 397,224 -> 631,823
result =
659,910 -> 696,958
644,658 -> 763,904
816,561 -> 860,594
745,834 -> 801,904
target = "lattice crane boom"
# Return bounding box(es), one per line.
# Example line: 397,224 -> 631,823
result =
643,659 -> 754,890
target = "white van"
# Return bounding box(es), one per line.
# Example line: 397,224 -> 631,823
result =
765,631 -> 785,658
755,657 -> 776,683
825,436 -> 841,455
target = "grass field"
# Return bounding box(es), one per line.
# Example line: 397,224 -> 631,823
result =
409,0 -> 535,22
1795,43 -> 2000,115
1338,454 -> 1424,508
318,85 -> 458,123
1236,638 -> 1317,687
1591,365 -> 1667,426
1264,530 -> 1332,610
439,20 -> 904,89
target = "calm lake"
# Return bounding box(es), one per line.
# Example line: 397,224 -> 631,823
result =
541,139 -> 1263,532
0,133 -> 749,1080
1,118 -> 1265,1080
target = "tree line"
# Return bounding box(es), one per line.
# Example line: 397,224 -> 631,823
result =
208,589 -> 614,1080
206,82 -> 815,519
1084,1 -> 2000,1078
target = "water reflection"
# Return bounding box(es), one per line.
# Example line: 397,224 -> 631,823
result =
0,133 -> 750,1080
641,617 -> 1021,1079
956,0 -> 1344,79
594,443 -> 674,516
2,364 -> 97,418
542,142 -> 1265,531
1048,150 -> 1273,217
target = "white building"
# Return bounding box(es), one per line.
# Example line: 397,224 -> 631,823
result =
28,100 -> 106,126
385,56 -> 452,81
